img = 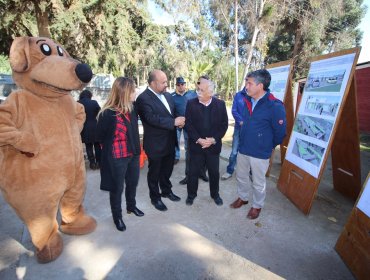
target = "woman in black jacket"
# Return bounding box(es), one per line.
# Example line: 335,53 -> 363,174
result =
96,77 -> 144,232
78,90 -> 101,169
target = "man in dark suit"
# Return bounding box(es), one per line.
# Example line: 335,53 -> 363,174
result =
136,70 -> 185,211
185,77 -> 228,206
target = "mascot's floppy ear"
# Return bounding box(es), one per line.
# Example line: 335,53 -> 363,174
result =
9,36 -> 31,73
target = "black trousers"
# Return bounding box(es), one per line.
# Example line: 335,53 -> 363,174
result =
187,152 -> 220,199
109,155 -> 139,219
185,141 -> 207,177
147,151 -> 175,201
85,142 -> 101,163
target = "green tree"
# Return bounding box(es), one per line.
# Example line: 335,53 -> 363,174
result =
0,54 -> 11,74
189,60 -> 213,82
324,0 -> 365,52
1,0 -> 366,96
0,0 -> 173,81
265,0 -> 366,78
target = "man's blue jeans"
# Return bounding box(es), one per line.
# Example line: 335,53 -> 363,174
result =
175,127 -> 188,160
226,127 -> 240,175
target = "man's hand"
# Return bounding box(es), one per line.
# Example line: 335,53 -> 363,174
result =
196,138 -> 206,147
175,116 -> 185,128
202,137 -> 215,148
196,137 -> 215,149
205,137 -> 216,145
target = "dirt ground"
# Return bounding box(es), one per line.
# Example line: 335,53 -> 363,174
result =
0,127 -> 369,279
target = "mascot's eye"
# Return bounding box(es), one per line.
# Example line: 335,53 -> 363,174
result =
57,46 -> 64,56
40,44 -> 52,55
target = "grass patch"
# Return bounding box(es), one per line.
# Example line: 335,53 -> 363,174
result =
360,133 -> 370,152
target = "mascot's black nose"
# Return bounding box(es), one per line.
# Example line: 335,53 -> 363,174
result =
75,63 -> 93,83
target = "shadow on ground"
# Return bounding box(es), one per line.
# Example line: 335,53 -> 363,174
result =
1,131 -> 369,279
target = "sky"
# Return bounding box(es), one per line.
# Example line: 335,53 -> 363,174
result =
148,0 -> 370,63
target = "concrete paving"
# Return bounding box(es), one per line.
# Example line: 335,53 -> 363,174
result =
1,126 -> 367,280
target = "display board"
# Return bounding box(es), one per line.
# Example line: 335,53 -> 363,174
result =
265,61 -> 294,176
335,172 -> 370,280
286,52 -> 356,178
357,175 -> 370,217
277,48 -> 361,214
267,62 -> 292,102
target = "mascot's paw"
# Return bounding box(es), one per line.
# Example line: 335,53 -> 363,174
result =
36,231 -> 63,264
60,215 -> 97,235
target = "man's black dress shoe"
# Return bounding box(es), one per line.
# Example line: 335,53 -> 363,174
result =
186,197 -> 194,206
214,196 -> 223,206
127,207 -> 144,217
151,200 -> 168,211
199,174 -> 209,182
179,177 -> 187,185
161,192 -> 181,201
113,218 -> 126,231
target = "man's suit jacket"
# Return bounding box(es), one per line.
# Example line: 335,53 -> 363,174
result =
136,88 -> 177,158
185,97 -> 228,155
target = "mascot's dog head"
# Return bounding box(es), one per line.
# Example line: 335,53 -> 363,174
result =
9,36 -> 92,98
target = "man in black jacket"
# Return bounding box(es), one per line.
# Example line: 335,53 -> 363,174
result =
136,70 -> 185,211
185,77 -> 228,206
78,90 -> 101,170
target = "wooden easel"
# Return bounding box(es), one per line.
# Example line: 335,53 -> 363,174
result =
277,48 -> 361,214
335,172 -> 370,280
265,61 -> 294,176
331,76 -> 361,199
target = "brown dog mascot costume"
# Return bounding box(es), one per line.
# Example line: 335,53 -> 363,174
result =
0,37 -> 97,263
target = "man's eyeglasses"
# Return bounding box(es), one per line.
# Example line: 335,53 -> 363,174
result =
176,83 -> 186,86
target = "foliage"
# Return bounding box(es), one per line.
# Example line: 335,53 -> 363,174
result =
0,55 -> 11,74
189,61 -> 213,82
265,0 -> 366,78
0,1 -> 38,54
0,55 -> 12,74
0,0 -> 367,98
360,133 -> 370,152
0,0 -> 172,82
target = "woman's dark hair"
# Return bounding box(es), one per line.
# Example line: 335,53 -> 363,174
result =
79,89 -> 92,100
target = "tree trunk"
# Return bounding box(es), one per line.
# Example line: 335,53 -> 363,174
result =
33,1 -> 51,37
292,21 -> 303,75
240,25 -> 260,89
292,25 -> 302,63
239,0 -> 264,89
